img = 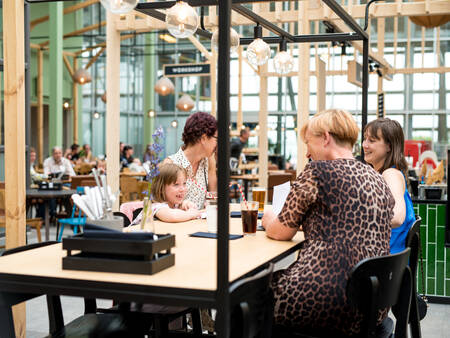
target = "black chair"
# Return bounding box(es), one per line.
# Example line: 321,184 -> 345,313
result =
229,263 -> 275,338
273,248 -> 412,338
113,211 -> 131,227
403,216 -> 422,338
132,207 -> 143,222
0,242 -> 139,337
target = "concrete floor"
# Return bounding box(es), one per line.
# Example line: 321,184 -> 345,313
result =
1,225 -> 449,337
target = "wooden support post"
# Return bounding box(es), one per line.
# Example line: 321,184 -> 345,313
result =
258,63 -> 268,189
237,45 -> 243,130
37,49 -> 44,165
316,57 -> 326,113
73,58 -> 79,144
3,0 -> 27,335
297,1 -> 310,173
106,12 -> 121,211
211,49 -> 217,117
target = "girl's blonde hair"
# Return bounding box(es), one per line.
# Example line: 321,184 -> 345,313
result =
151,163 -> 187,203
300,109 -> 359,148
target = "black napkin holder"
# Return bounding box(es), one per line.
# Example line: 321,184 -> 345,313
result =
62,231 -> 175,275
38,181 -> 63,191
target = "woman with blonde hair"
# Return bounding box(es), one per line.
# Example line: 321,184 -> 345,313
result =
263,109 -> 394,335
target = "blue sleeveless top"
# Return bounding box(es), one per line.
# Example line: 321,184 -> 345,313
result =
390,173 -> 415,254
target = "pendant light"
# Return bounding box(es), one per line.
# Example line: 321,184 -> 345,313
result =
171,119 -> 179,128
154,76 -> 175,96
246,25 -> 271,67
273,38 -> 294,75
101,92 -> 107,103
176,93 -> 195,112
165,1 -> 199,39
147,109 -> 155,118
100,0 -> 138,14
73,68 -> 92,85
211,27 -> 240,54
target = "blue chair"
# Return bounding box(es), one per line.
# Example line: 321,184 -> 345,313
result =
56,187 -> 86,241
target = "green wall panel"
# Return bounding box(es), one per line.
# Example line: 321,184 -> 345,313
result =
414,202 -> 450,298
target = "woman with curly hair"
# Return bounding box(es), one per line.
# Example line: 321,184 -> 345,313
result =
163,112 -> 217,209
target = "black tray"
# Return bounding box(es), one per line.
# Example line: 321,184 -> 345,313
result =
62,233 -> 175,275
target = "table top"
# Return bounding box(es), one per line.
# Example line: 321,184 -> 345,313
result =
0,214 -> 303,291
230,174 -> 259,180
120,171 -> 147,177
26,189 -> 77,199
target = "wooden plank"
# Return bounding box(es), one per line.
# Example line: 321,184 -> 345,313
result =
73,58 -> 79,144
297,1 -> 310,174
40,22 -> 106,47
31,0 -> 99,30
74,34 -> 134,56
106,12 -> 121,211
210,49 -> 217,117
316,57 -> 326,113
407,19 -> 411,69
187,35 -> 212,61
62,54 -> 74,77
37,50 -> 44,165
3,0 -> 27,335
237,45 -> 243,130
258,62 -> 268,189
85,46 -> 106,70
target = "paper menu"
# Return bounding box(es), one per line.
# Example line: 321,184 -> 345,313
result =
272,181 -> 291,215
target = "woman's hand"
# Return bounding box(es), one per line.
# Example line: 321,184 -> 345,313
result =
181,200 -> 196,211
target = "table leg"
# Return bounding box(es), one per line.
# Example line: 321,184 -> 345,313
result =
44,203 -> 49,242
0,304 -> 15,338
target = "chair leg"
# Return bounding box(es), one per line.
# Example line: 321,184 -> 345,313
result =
409,291 -> 422,338
34,224 -> 42,243
191,309 -> 203,336
57,223 -> 65,242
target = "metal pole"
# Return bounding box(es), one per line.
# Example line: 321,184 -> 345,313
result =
361,38 -> 369,161
25,1 -> 31,188
216,0 -> 231,336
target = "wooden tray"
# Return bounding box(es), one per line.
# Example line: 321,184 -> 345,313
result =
62,233 -> 175,275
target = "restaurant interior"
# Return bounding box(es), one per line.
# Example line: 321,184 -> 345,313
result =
0,0 -> 450,337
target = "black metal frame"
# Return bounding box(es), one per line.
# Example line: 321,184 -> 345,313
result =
135,0 -> 369,336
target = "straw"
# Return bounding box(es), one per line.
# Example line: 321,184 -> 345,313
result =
236,183 -> 248,209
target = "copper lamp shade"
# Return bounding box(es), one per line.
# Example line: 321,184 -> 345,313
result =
154,77 -> 175,96
409,15 -> 450,28
73,68 -> 92,85
176,94 -> 195,112
101,92 -> 107,103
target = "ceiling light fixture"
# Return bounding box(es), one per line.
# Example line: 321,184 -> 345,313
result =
154,76 -> 175,96
159,33 -> 177,44
246,25 -> 271,67
171,119 -> 179,128
63,101 -> 70,109
147,109 -> 155,118
165,1 -> 199,39
100,0 -> 138,14
176,93 -> 195,112
93,111 -> 100,119
101,92 -> 107,103
73,68 -> 91,85
211,27 -> 240,54
273,38 -> 294,75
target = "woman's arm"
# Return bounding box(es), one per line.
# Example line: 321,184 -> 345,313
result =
262,210 -> 297,240
155,207 -> 201,222
207,155 -> 217,192
382,168 -> 406,228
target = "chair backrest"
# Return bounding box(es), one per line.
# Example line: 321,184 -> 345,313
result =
405,216 -> 421,284
346,248 -> 412,338
229,263 -> 274,338
267,173 -> 292,202
120,176 -> 140,203
71,175 -> 96,189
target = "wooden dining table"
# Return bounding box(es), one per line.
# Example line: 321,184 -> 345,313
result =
0,206 -> 304,337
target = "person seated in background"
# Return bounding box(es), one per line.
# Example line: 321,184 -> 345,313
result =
262,109 -> 394,336
44,146 -> 76,177
29,147 -> 47,183
79,144 -> 95,165
130,164 -> 201,225
230,127 -> 250,163
142,144 -> 155,163
65,143 -> 80,164
362,118 -> 416,254
121,145 -> 142,170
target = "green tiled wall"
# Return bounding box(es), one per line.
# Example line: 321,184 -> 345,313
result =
414,203 -> 450,297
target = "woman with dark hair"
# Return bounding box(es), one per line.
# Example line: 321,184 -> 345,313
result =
163,112 -> 217,209
363,117 -> 415,254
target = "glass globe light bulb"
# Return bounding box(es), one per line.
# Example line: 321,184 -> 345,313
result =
166,1 -> 199,39
211,27 -> 240,53
171,119 -> 178,128
273,51 -> 294,75
100,0 -> 138,14
246,38 -> 271,66
93,112 -> 100,119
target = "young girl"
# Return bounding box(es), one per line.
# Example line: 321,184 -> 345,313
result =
132,163 -> 202,225
363,118 -> 416,254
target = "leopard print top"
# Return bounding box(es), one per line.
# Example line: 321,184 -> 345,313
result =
273,158 -> 394,336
